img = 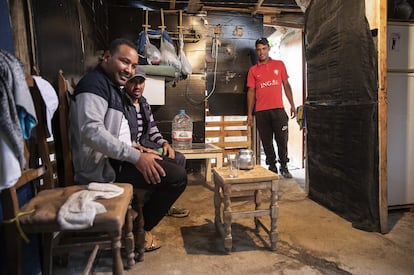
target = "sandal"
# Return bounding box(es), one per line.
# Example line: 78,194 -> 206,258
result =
144,231 -> 161,252
166,206 -> 190,218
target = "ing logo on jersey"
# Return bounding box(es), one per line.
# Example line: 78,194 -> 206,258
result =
273,69 -> 279,76
259,79 -> 279,88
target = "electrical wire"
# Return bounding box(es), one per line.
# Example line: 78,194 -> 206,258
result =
185,34 -> 219,105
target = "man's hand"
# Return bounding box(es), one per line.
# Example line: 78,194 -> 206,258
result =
135,152 -> 165,184
247,114 -> 254,127
162,142 -> 175,159
290,106 -> 296,119
133,144 -> 160,155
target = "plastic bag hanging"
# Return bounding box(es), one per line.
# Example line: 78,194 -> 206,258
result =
144,34 -> 161,65
179,33 -> 192,76
136,10 -> 161,65
160,31 -> 181,72
177,10 -> 192,76
136,31 -> 161,65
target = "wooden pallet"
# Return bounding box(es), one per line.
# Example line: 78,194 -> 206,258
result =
205,115 -> 252,159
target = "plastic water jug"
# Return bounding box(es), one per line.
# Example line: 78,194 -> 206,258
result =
172,109 -> 193,149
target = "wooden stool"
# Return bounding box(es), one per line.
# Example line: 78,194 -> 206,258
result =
213,165 -> 279,253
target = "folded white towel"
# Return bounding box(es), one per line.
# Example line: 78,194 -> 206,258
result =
57,182 -> 124,230
87,182 -> 124,197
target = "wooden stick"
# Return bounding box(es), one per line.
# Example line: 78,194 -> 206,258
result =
178,10 -> 183,35
159,8 -> 166,32
142,9 -> 150,32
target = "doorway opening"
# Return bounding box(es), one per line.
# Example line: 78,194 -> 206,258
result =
258,25 -> 306,191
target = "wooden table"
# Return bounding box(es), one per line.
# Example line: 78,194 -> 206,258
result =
212,165 -> 279,253
177,143 -> 223,184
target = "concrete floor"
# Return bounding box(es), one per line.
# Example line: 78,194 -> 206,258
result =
56,167 -> 414,275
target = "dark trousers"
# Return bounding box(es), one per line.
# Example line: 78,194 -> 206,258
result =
173,151 -> 186,168
255,108 -> 289,166
113,157 -> 187,231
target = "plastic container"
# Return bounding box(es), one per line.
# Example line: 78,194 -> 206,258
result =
172,109 -> 193,149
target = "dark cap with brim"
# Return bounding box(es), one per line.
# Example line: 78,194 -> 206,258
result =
128,67 -> 146,82
255,37 -> 269,46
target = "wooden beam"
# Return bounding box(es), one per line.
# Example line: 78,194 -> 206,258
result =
376,0 -> 388,234
202,6 -> 250,13
200,5 -> 302,15
10,0 -> 33,73
252,0 -> 265,15
264,14 -> 304,28
257,6 -> 302,14
169,0 -> 176,10
187,0 -> 202,13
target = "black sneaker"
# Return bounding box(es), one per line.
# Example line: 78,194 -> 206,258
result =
279,166 -> 293,178
268,164 -> 278,174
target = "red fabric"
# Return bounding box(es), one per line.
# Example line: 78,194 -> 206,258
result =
247,58 -> 288,111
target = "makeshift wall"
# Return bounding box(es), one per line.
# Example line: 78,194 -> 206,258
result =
108,7 -> 206,142
0,0 -> 14,53
31,0 -> 105,82
109,9 -> 263,142
205,12 -> 263,116
305,0 -> 380,231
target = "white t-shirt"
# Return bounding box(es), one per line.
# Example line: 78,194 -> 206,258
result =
118,115 -> 132,146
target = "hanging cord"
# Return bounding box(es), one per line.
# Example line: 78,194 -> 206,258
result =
3,209 -> 36,243
185,33 -> 219,105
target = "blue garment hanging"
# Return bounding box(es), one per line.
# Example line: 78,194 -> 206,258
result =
136,29 -> 174,56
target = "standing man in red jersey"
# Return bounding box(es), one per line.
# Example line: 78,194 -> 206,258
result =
246,37 -> 296,178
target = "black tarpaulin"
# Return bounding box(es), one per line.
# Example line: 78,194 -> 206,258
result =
305,0 -> 380,231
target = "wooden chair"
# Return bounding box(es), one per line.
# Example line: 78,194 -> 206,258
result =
53,70 -> 74,187
1,73 -> 135,275
132,188 -> 147,262
55,70 -> 146,262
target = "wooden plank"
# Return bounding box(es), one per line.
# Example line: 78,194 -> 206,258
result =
82,245 -> 99,275
231,209 -> 269,219
187,0 -> 202,13
377,0 -> 388,234
14,167 -> 46,189
365,0 -> 388,233
230,182 -> 272,192
206,121 -> 248,127
205,130 -> 249,136
9,0 -> 32,73
206,141 -> 249,150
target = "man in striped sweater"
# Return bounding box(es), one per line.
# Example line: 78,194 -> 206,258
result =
123,67 -> 189,219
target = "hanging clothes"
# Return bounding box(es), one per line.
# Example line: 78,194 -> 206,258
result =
0,49 -> 37,190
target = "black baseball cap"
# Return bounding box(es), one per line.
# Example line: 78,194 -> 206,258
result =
255,37 -> 269,46
128,67 -> 146,82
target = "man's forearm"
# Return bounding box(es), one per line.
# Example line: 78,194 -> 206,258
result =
247,88 -> 255,115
